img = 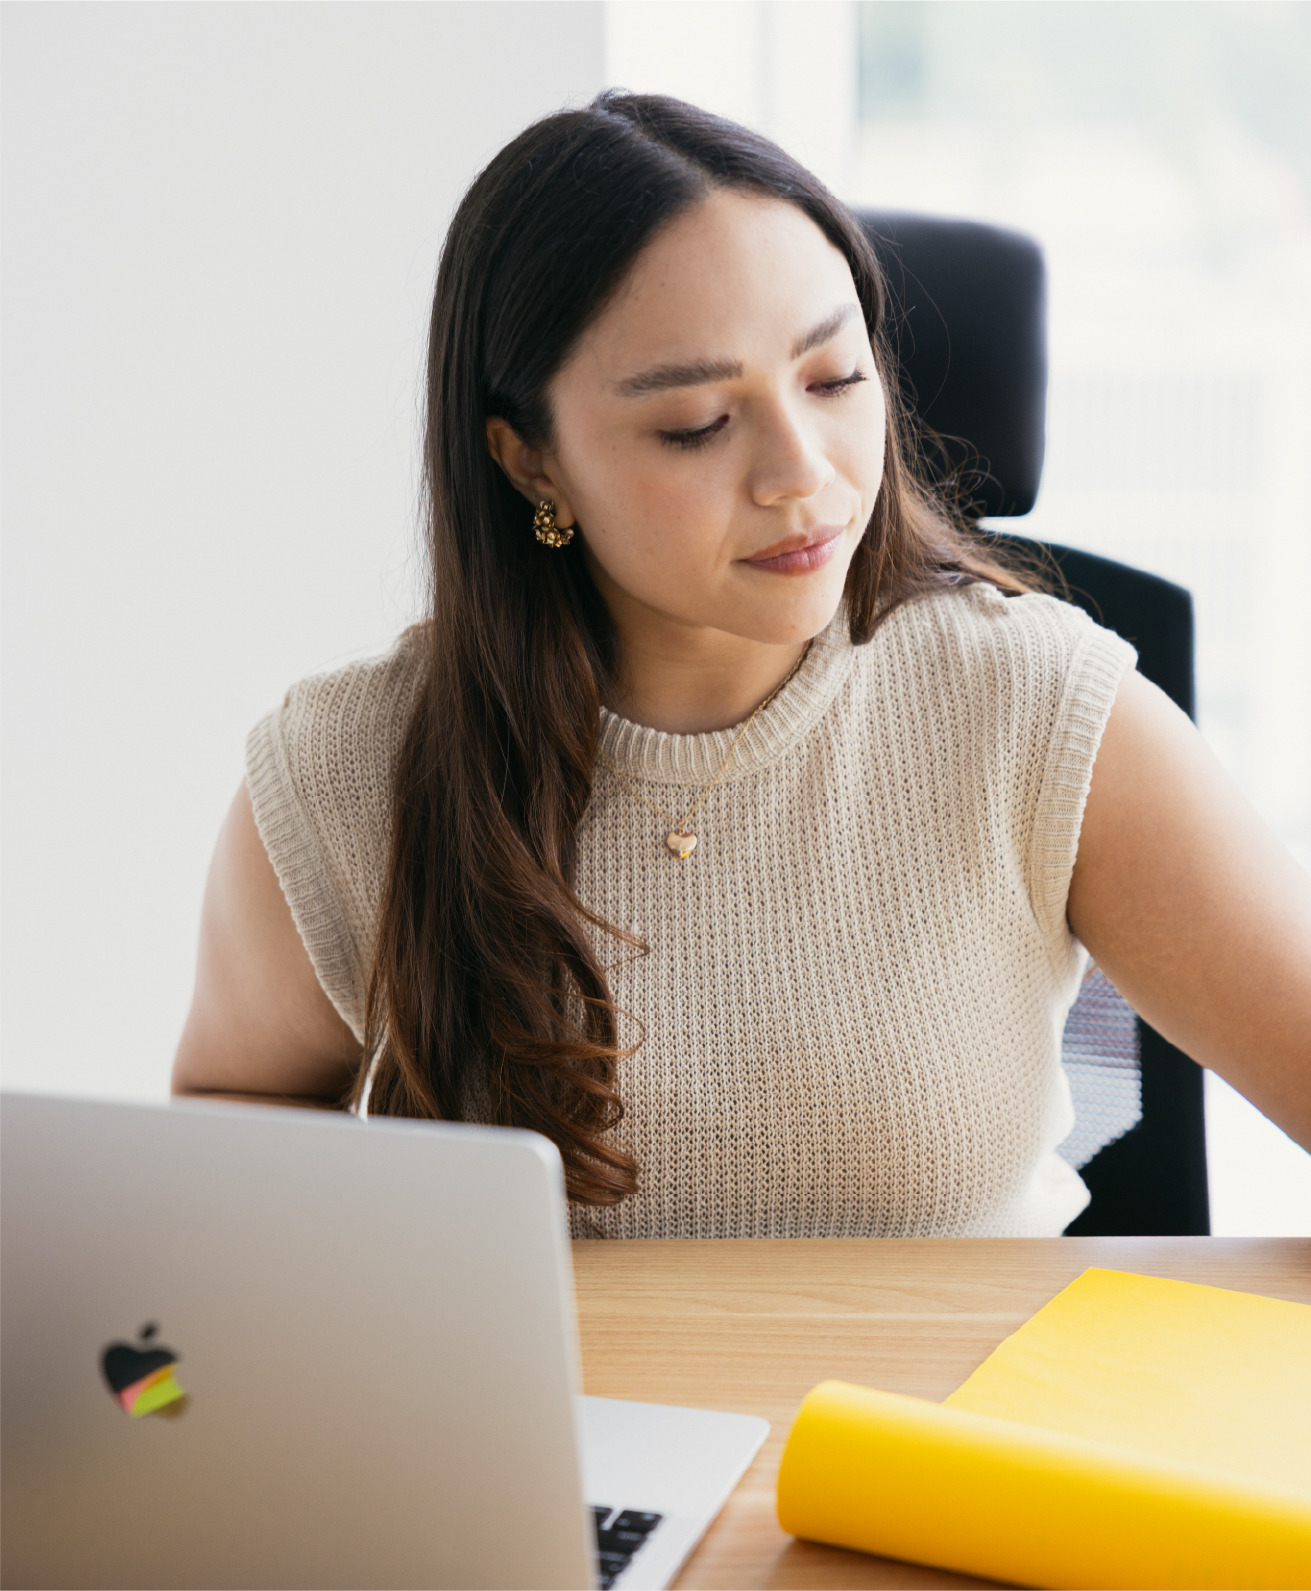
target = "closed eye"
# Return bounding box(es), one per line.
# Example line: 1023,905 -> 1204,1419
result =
658,371 -> 867,451
812,371 -> 868,394
659,414 -> 730,451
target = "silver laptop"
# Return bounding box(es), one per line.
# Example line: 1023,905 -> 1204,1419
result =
1,1093 -> 766,1589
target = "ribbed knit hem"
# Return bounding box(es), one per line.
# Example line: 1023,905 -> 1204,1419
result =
597,606 -> 856,787
245,710 -> 368,1042
1028,622 -> 1138,969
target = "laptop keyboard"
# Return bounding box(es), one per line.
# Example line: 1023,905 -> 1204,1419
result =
591,1506 -> 663,1588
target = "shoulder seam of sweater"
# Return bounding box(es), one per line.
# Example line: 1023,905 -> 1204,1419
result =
245,706 -> 369,1042
1027,616 -> 1138,971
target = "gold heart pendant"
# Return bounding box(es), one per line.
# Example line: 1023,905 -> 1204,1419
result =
665,831 -> 697,860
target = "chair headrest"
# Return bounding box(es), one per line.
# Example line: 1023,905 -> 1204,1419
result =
858,211 -> 1047,518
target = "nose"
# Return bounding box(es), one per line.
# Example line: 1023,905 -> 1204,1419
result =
746,394 -> 834,507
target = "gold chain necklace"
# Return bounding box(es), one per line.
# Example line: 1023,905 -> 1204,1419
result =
596,641 -> 813,860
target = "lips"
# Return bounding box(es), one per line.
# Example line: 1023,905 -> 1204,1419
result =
741,525 -> 846,575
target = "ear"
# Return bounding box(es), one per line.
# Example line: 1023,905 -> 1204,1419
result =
484,418 -> 578,529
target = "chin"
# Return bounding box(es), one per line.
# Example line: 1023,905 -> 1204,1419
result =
721,567 -> 850,647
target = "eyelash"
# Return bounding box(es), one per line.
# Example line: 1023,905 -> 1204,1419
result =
658,371 -> 868,451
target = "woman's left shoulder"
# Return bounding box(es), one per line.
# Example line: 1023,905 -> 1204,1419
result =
897,579 -> 1100,645
876,581 -> 1136,695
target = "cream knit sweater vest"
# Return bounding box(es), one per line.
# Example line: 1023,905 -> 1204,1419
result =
247,584 -> 1135,1239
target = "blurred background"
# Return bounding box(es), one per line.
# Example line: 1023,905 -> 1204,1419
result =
4,1 -> 1308,1233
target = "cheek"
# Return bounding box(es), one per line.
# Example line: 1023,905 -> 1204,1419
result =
569,436 -> 732,571
841,387 -> 887,507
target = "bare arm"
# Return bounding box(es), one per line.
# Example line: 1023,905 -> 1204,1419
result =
1068,669 -> 1311,1150
172,783 -> 363,1107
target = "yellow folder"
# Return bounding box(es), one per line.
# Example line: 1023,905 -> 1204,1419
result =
776,1268 -> 1311,1589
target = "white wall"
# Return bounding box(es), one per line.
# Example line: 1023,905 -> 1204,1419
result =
606,0 -> 857,196
1,2 -> 605,1101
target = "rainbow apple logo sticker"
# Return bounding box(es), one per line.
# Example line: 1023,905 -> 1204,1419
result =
100,1323 -> 188,1419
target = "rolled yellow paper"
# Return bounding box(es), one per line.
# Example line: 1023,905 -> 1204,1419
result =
776,1380 -> 1311,1590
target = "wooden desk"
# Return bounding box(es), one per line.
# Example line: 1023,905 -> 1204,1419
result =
574,1237 -> 1311,1589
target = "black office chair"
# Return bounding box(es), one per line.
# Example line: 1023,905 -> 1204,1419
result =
859,210 -> 1210,1236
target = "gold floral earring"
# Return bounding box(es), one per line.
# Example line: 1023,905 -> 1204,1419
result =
533,499 -> 574,549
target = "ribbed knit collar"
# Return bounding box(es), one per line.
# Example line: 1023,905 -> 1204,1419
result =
597,608 -> 856,787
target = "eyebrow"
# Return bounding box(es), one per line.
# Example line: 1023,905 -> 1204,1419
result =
614,303 -> 862,398
615,356 -> 743,398
790,302 -> 860,359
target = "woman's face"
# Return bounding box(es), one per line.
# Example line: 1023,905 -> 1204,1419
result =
496,189 -> 886,650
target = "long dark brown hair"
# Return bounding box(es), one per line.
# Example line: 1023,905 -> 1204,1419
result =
358,91 -> 1031,1202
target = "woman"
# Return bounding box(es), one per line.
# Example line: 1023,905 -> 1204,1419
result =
173,92 -> 1311,1237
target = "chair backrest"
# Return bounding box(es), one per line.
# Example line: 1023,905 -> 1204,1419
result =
858,210 -> 1211,1236
860,211 -> 1047,517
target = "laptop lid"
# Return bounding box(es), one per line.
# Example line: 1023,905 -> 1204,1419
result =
1,1093 -> 595,1590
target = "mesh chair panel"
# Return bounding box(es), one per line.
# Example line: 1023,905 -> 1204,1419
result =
1057,966 -> 1143,1171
